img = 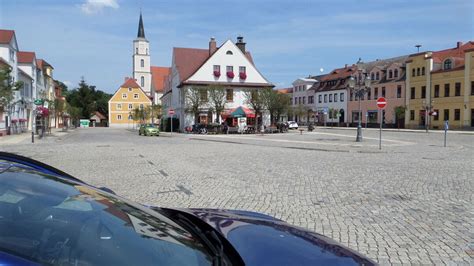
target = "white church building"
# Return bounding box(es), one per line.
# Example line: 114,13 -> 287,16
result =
160,36 -> 274,131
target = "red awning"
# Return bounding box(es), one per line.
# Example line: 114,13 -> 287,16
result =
222,106 -> 255,119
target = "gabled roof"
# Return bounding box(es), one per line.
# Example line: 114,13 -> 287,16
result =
36,59 -> 53,69
0,29 -> 15,44
121,77 -> 141,88
431,41 -> 474,63
17,51 -> 36,64
173,46 -> 255,85
151,66 -> 171,93
92,111 -> 107,120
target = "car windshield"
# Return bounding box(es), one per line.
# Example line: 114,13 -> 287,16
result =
0,161 -> 212,266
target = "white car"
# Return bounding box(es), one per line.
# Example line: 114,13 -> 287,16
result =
287,121 -> 299,129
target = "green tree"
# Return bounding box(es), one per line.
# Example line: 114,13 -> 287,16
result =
0,66 -> 23,127
292,104 -> 309,122
244,88 -> 266,132
66,77 -> 112,119
185,87 -> 203,124
208,85 -> 227,123
394,105 -> 406,129
66,103 -> 81,127
261,88 -> 291,125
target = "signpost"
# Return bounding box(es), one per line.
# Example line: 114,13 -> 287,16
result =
323,107 -> 328,127
444,120 -> 448,147
168,109 -> 175,135
376,97 -> 386,150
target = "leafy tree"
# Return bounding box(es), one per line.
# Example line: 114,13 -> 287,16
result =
394,105 -> 406,129
66,103 -> 81,127
292,104 -> 309,122
0,66 -> 23,126
149,104 -> 162,121
185,87 -> 203,124
208,85 -> 227,123
261,88 -> 291,125
244,88 -> 266,132
66,77 -> 112,119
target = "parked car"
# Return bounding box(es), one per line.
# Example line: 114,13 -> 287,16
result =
139,123 -> 159,136
0,152 -> 376,266
287,121 -> 299,129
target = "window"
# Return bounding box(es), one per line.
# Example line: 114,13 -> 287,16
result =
444,109 -> 449,121
141,59 -> 144,67
350,91 -> 353,101
410,110 -> 415,120
128,114 -> 132,120
444,59 -> 452,70
421,86 -> 426,99
318,95 -> 322,103
213,65 -> 220,72
454,109 -> 460,121
308,96 -> 314,104
412,69 -> 415,77
135,47 -> 138,54
374,88 -> 378,98
122,93 -> 127,99
139,104 -> 144,110
455,82 -> 461,96
444,84 -> 450,97
421,67 -> 425,75
226,66 -> 233,72
200,90 -> 207,101
397,85 -> 402,98
371,73 -> 374,80
226,89 -> 233,101
417,68 -> 420,76
340,93 -> 344,102
239,66 -> 246,74
146,48 -> 148,55
394,69 -> 399,78
329,94 -> 332,102
382,87 -> 386,97
367,89 -> 371,100
226,50 -> 233,55
302,97 -> 306,104
128,104 -> 133,109
334,93 -> 337,102
141,76 -> 145,87
299,97 -> 301,104
472,81 -> 474,95
117,114 -> 122,120
128,87 -> 132,92
434,85 -> 440,97
433,109 -> 439,121
410,87 -> 415,99
134,93 -> 139,99
388,70 -> 393,79
324,95 -> 327,103
376,72 -> 379,80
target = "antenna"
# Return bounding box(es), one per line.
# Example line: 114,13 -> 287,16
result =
415,44 -> 422,52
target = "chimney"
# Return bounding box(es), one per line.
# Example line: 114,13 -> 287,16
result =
457,41 -> 463,48
236,35 -> 246,53
209,37 -> 217,55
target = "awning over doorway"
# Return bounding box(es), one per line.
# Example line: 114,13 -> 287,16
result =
222,106 -> 256,119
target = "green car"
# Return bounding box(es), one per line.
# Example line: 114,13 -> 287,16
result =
139,124 -> 160,136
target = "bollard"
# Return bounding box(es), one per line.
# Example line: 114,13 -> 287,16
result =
31,131 -> 34,143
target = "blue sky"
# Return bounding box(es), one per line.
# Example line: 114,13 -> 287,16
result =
1,0 -> 473,93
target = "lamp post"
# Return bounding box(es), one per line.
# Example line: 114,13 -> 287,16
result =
348,65 -> 371,142
422,99 -> 434,132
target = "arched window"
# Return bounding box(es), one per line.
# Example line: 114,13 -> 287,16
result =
444,59 -> 452,70
417,68 -> 420,76
371,73 -> 374,80
421,67 -> 425,75
140,59 -> 144,67
146,48 -> 148,55
388,70 -> 393,79
141,76 -> 145,87
376,72 -> 379,80
394,69 -> 399,78
412,69 -> 415,77
226,50 -> 233,55
136,48 -> 138,54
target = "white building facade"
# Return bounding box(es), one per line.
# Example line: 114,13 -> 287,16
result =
290,78 -> 317,123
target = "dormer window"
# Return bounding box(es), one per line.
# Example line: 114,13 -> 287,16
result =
394,69 -> 399,78
444,59 -> 452,70
376,72 -> 379,80
388,70 -> 393,79
226,50 -> 233,55
371,73 -> 374,80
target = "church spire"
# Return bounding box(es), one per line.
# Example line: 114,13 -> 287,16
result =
137,12 -> 145,39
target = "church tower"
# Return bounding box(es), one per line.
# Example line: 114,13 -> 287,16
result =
133,12 -> 152,96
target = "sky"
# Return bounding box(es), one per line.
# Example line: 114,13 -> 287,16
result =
1,0 -> 473,93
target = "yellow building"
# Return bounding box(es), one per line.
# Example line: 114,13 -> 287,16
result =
405,41 -> 474,129
108,78 -> 152,127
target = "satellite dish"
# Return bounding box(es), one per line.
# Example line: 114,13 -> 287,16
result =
319,68 -> 324,73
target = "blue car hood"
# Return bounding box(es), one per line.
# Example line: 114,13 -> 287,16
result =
181,208 -> 376,266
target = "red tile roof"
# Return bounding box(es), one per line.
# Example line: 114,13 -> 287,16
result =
121,77 -> 141,88
320,65 -> 356,81
431,41 -> 474,63
276,87 -> 292,94
17,51 -> 36,64
0,29 -> 14,44
150,66 -> 171,93
173,46 -> 255,86
36,59 -> 53,69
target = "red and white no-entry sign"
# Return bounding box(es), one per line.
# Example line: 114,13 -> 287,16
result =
168,109 -> 175,115
377,97 -> 386,109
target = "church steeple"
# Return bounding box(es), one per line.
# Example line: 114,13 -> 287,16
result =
137,12 -> 145,39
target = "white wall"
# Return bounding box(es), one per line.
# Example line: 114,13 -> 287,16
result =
315,89 -> 348,122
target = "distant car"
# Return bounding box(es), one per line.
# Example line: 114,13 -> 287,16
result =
287,121 -> 299,129
139,123 -> 159,136
0,152 -> 376,266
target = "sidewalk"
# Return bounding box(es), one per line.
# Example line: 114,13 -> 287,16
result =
310,126 -> 474,135
0,127 -> 75,145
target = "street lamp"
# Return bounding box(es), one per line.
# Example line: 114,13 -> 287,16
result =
348,64 -> 371,142
422,99 -> 434,132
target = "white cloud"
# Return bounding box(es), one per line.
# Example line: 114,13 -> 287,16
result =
80,0 -> 119,15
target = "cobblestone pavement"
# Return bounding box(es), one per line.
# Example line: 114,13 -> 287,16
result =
1,127 -> 473,265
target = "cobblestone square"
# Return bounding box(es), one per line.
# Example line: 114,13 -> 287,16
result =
1,127 -> 473,265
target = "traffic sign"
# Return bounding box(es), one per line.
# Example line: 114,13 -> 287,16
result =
376,97 -> 386,109
168,109 -> 175,115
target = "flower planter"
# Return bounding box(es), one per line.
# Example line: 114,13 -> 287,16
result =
226,71 -> 234,79
239,73 -> 247,80
213,71 -> 221,77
